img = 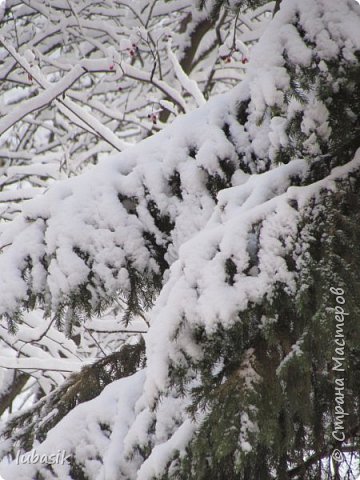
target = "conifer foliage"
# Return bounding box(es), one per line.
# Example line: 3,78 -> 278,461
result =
0,0 -> 360,479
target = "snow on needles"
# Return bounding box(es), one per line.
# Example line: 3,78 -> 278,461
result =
1,370 -> 146,480
0,0 -> 359,321
0,0 -> 360,478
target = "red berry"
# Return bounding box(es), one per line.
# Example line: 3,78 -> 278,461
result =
242,57 -> 249,64
109,64 -> 114,70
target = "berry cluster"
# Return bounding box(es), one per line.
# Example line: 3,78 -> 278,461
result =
147,112 -> 158,125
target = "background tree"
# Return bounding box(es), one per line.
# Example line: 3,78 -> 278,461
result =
0,0 -> 272,216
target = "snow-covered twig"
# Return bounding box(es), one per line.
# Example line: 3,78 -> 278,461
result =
0,37 -> 128,151
167,40 -> 205,107
0,356 -> 90,372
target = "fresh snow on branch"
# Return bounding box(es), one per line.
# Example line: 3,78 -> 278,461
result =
0,0 -> 360,478
0,356 -> 88,373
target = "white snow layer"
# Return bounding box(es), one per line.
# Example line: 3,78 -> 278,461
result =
0,370 -> 146,480
1,0 -> 360,478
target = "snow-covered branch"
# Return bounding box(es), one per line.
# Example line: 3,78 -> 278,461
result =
0,356 -> 87,373
167,41 -> 206,107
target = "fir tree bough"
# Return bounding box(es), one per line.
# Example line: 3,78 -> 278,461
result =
0,0 -> 360,478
